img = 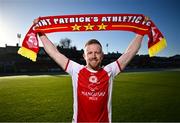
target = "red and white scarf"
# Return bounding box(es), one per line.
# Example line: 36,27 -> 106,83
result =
18,14 -> 167,61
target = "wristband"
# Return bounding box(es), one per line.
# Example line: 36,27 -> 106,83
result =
37,32 -> 45,37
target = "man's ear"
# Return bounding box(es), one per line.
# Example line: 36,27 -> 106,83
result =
101,52 -> 104,60
83,53 -> 86,60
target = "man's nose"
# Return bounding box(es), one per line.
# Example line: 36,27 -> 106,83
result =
92,53 -> 97,58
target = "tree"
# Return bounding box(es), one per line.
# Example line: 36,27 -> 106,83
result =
59,38 -> 71,48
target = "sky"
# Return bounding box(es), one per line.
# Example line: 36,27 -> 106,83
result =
0,0 -> 180,57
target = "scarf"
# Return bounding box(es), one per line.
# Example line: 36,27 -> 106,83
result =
18,14 -> 167,61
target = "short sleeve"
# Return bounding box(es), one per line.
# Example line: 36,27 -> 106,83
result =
65,60 -> 84,76
104,60 -> 122,78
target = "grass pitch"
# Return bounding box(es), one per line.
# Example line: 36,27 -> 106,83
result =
0,70 -> 180,122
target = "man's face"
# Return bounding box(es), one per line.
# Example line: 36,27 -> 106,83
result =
83,43 -> 103,70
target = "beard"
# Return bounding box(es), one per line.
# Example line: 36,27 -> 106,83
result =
88,59 -> 101,70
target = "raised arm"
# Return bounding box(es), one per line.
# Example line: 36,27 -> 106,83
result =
38,33 -> 69,70
33,18 -> 68,70
117,34 -> 144,71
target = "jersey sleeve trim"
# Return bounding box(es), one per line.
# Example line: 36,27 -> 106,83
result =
65,59 -> 70,72
116,60 -> 122,72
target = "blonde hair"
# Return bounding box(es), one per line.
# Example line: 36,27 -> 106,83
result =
84,39 -> 102,48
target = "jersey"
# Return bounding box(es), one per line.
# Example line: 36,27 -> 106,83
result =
65,60 -> 121,122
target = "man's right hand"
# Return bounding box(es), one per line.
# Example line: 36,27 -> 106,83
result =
33,17 -> 40,25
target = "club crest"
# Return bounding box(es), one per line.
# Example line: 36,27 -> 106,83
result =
89,75 -> 98,83
26,33 -> 38,48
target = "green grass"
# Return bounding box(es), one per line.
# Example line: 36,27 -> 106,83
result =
0,70 -> 180,122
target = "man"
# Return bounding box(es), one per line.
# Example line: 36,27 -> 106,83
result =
34,19 -> 143,122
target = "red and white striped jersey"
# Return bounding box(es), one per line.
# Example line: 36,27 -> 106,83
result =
65,60 -> 121,122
